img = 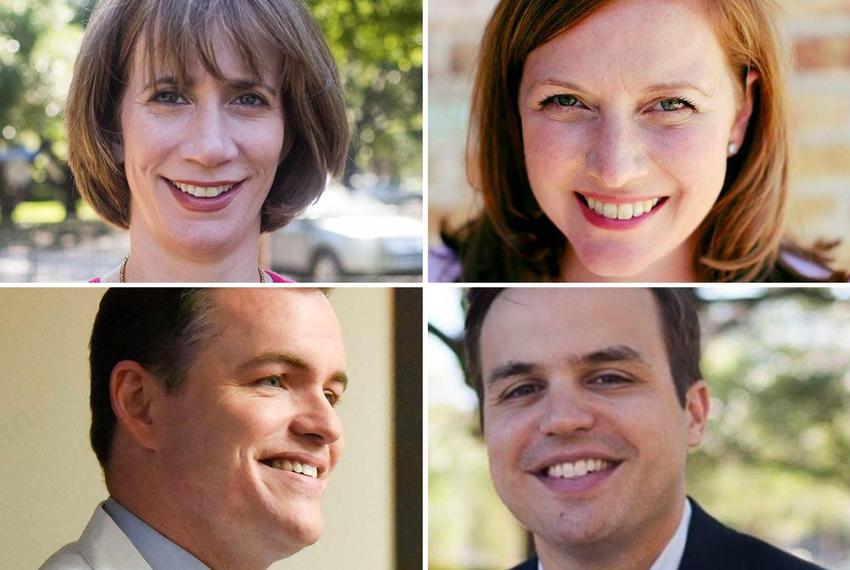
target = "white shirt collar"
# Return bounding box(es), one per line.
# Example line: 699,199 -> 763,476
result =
537,499 -> 692,570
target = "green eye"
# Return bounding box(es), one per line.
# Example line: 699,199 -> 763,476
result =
553,94 -> 579,107
659,98 -> 691,112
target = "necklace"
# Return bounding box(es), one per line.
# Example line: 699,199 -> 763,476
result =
119,256 -> 267,283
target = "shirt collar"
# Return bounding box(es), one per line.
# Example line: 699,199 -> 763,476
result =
537,499 -> 692,570
102,497 -> 211,570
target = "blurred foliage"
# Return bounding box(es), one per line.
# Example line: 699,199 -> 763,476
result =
0,0 -> 421,225
428,288 -> 850,569
307,0 -> 422,188
0,0 -> 84,222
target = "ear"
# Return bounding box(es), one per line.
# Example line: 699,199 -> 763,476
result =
728,69 -> 759,154
110,360 -> 166,452
684,380 -> 710,448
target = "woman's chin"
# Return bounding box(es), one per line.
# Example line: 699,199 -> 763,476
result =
568,240 -> 663,280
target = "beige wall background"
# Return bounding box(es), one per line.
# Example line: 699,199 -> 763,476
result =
0,287 -> 393,570
429,0 -> 850,269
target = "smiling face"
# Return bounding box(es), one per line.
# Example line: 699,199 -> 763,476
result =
479,288 -> 707,568
155,289 -> 345,566
119,34 -> 284,258
518,0 -> 755,280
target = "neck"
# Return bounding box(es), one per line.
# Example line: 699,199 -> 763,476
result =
104,226 -> 263,283
536,495 -> 687,570
108,474 -> 272,570
561,238 -> 697,283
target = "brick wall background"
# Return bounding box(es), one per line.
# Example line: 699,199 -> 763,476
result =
428,0 -> 850,272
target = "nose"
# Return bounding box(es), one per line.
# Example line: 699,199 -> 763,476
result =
585,114 -> 649,188
290,391 -> 343,446
179,103 -> 239,167
538,385 -> 595,436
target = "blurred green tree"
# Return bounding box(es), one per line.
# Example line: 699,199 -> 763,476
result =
307,0 -> 423,189
0,0 -> 85,224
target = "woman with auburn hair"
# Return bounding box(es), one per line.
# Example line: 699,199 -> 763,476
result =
434,0 -> 846,282
66,0 -> 349,282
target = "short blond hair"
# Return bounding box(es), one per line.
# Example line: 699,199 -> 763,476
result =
66,0 -> 349,233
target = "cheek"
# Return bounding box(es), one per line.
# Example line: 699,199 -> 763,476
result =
242,115 -> 285,174
521,116 -> 586,195
649,125 -> 728,207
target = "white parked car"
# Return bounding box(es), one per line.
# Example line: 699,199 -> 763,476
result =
269,184 -> 422,281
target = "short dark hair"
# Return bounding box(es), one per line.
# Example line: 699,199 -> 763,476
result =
89,288 -> 219,468
464,288 -> 702,413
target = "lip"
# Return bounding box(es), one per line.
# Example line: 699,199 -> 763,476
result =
529,452 -> 624,495
164,176 -> 245,213
259,451 -> 329,479
258,461 -> 324,495
575,192 -> 667,230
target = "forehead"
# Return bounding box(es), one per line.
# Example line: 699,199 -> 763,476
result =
204,290 -> 345,369
522,0 -> 730,92
127,7 -> 281,87
479,289 -> 666,374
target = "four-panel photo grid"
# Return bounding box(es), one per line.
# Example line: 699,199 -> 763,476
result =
1,0 -> 849,569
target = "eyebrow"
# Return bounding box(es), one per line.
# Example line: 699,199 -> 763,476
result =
486,344 -> 648,386
145,75 -> 278,96
528,78 -> 712,98
236,351 -> 348,391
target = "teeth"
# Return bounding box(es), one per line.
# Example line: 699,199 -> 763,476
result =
546,458 -> 613,479
586,196 -> 660,220
172,180 -> 233,198
268,459 -> 319,478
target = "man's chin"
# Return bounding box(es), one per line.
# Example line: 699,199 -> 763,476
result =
266,511 -> 324,557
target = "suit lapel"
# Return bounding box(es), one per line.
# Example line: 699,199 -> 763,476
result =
679,499 -> 745,570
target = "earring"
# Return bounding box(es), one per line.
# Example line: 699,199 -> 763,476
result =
727,143 -> 739,156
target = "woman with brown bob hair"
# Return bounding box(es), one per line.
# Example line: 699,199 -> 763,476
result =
67,0 -> 349,282
437,0 -> 846,282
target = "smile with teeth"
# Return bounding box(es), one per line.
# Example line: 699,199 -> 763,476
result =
584,195 -> 661,221
265,459 -> 319,479
546,458 -> 615,479
171,180 -> 234,198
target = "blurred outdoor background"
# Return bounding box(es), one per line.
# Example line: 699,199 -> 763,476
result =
428,287 -> 850,570
0,0 -> 422,282
429,0 -> 850,271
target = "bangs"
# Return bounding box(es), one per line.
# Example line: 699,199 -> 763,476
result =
135,0 -> 286,89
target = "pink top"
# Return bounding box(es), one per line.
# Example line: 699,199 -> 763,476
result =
88,270 -> 293,283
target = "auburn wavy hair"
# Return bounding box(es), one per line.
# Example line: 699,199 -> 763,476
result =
448,0 -> 789,282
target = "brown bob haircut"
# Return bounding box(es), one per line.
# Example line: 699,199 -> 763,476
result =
66,0 -> 349,233
463,288 -> 702,426
455,0 -> 788,282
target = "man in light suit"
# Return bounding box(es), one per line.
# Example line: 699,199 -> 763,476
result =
464,288 -> 827,570
41,288 -> 347,570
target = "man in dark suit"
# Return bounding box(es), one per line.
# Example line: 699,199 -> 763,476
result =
464,288 -> 827,570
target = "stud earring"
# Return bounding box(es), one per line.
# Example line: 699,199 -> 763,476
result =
727,143 -> 739,156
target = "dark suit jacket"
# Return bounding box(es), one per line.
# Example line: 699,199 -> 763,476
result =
508,499 -> 827,570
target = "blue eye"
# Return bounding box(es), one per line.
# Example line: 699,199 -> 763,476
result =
324,390 -> 341,407
259,375 -> 282,388
152,90 -> 186,105
235,93 -> 266,106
